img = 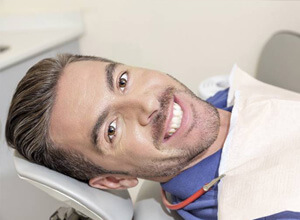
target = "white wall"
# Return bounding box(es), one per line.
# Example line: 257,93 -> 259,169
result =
1,0 -> 300,93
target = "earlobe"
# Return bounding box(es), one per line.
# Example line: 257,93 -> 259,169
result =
89,175 -> 138,190
119,177 -> 139,188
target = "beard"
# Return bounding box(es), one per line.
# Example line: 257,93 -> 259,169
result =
129,74 -> 220,179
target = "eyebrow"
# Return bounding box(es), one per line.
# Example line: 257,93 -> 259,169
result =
91,108 -> 109,152
106,62 -> 118,92
91,62 -> 118,151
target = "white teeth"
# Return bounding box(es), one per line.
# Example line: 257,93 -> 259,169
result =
171,116 -> 180,124
170,124 -> 177,129
167,102 -> 183,137
169,128 -> 176,134
173,110 -> 182,116
174,103 -> 180,110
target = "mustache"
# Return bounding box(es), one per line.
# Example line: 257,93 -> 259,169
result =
152,87 -> 175,148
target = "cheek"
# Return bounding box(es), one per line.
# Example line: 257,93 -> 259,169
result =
122,127 -> 156,159
126,137 -> 150,155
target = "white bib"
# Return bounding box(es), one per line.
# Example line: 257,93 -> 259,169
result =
218,65 -> 300,220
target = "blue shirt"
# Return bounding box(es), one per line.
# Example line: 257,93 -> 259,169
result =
161,88 -> 300,220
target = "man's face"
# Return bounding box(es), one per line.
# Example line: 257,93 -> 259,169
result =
49,61 -> 220,180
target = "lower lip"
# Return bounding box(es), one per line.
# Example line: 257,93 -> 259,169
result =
163,96 -> 190,143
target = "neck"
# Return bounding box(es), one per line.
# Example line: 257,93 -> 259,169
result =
153,108 -> 231,183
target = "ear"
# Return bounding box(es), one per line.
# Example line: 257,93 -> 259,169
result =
89,175 -> 138,190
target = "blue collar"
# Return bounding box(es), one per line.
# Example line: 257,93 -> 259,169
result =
161,148 -> 222,199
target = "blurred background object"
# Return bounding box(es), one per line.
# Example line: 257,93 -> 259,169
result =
257,31 -> 300,93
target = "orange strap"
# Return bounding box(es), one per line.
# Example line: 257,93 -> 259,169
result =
161,174 -> 225,210
161,187 -> 206,210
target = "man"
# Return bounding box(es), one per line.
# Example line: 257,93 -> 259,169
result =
5,54 -> 300,219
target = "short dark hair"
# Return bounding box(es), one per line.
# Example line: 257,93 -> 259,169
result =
5,54 -> 128,183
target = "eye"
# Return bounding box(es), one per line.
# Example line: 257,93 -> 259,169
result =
118,72 -> 128,92
107,120 -> 117,142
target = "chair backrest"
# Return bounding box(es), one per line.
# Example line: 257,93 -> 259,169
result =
256,31 -> 300,93
13,150 -> 133,220
134,180 -> 183,220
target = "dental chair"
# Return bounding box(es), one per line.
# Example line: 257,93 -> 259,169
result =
13,150 -> 182,220
13,150 -> 133,220
134,180 -> 183,220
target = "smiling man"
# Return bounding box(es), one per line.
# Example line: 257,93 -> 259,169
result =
6,54 -> 299,220
49,57 -> 231,185
6,54 -> 232,218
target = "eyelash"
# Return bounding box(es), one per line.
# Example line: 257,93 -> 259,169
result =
107,120 -> 117,143
118,71 -> 128,92
107,71 -> 129,143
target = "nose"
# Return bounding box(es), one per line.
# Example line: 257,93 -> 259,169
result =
119,92 -> 159,126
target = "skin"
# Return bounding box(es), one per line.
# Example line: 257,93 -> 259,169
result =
49,61 -> 231,189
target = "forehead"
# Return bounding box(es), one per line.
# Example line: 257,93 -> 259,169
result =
59,60 -> 108,100
49,61 -> 110,150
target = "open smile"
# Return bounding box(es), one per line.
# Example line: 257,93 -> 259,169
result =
163,98 -> 184,141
